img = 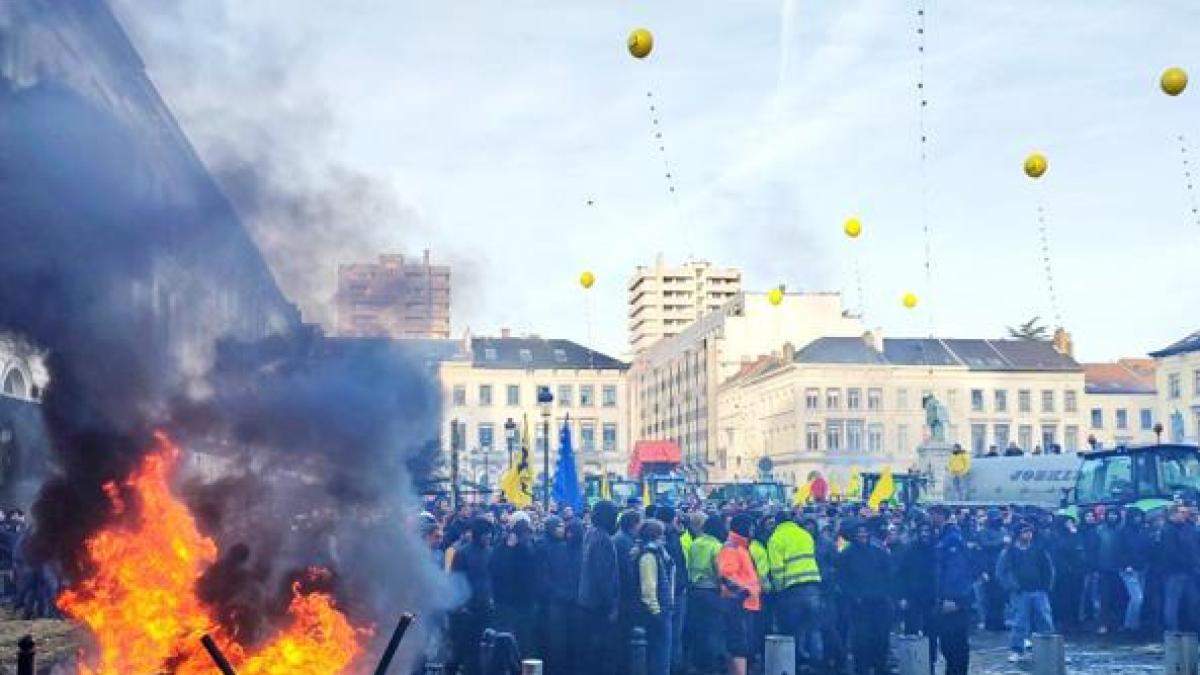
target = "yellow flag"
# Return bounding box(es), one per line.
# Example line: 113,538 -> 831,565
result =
867,467 -> 895,510
846,469 -> 862,502
500,415 -> 534,507
641,478 -> 651,507
600,473 -> 612,500
792,480 -> 812,507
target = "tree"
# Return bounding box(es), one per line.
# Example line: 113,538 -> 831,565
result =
1007,316 -> 1050,341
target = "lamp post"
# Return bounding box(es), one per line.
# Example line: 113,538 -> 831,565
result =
482,444 -> 490,493
505,418 -> 517,467
1087,434 -> 1097,453
537,386 -> 554,509
1155,422 -> 1164,445
450,418 -> 461,509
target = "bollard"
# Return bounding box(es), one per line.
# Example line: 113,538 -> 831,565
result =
893,634 -> 930,675
521,659 -> 543,675
479,628 -> 497,675
1165,631 -> 1199,675
629,626 -> 648,675
1031,633 -> 1066,675
16,635 -> 34,675
764,634 -> 795,675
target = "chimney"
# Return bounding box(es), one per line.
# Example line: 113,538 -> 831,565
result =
862,329 -> 884,352
500,327 -> 512,339
781,341 -> 796,362
1052,327 -> 1074,357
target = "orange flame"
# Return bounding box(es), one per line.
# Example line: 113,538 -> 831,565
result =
57,431 -> 366,674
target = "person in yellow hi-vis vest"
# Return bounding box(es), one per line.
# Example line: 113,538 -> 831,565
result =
749,513 -> 778,657
768,513 -> 823,669
687,514 -> 727,673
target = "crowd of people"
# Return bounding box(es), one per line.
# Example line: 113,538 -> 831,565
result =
0,508 -> 61,620
419,494 -> 1200,675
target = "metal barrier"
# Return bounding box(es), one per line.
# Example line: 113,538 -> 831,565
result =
1166,631 -> 1199,675
894,634 -> 930,675
520,659 -> 543,675
16,635 -> 33,675
1031,633 -> 1065,675
764,634 -> 795,675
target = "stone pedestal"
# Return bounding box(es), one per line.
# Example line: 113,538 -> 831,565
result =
916,441 -> 956,502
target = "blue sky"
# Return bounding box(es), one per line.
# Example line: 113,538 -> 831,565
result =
117,1 -> 1200,362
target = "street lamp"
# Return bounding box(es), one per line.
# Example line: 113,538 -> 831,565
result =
449,418 -> 461,508
1087,434 -> 1097,453
1154,422 -> 1164,445
481,444 -> 490,492
537,386 -> 554,509
504,418 -> 517,466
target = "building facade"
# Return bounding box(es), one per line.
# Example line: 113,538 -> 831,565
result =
628,256 -> 742,356
1152,332 -> 1200,444
630,291 -> 864,481
336,251 -> 451,339
439,335 -> 629,487
1081,359 -> 1159,449
714,334 -> 1085,487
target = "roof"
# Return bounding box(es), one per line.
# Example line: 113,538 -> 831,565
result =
628,440 -> 682,477
795,337 -> 1081,372
470,337 -> 627,371
1151,331 -> 1200,358
1083,361 -> 1156,395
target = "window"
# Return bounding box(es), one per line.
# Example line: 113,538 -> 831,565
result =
1064,390 -> 1078,414
846,420 -> 864,452
1090,409 -> 1103,429
478,423 -> 494,450
897,425 -> 910,453
557,385 -> 573,407
1041,390 -> 1055,413
826,389 -> 841,410
1018,390 -> 1032,413
826,421 -> 843,452
602,385 -> 618,407
580,385 -> 595,407
1141,409 -> 1154,431
806,424 -> 821,451
452,385 -> 466,407
847,388 -> 862,411
970,389 -> 984,412
1018,425 -> 1033,451
484,348 -> 498,362
479,384 -> 493,407
947,389 -> 959,410
507,384 -> 520,406
994,390 -> 1008,413
868,424 -> 884,453
994,423 -> 1011,450
595,423 -> 615,454
805,389 -> 820,410
520,348 -> 533,364
897,388 -> 909,411
1065,425 -> 1079,452
581,423 -> 596,452
971,424 -> 987,456
1169,373 -> 1182,399
1116,409 -> 1129,430
1076,454 -> 1134,504
553,348 -> 568,364
1041,424 -> 1057,450
868,388 -> 882,411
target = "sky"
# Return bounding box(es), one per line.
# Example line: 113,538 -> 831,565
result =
113,1 -> 1200,363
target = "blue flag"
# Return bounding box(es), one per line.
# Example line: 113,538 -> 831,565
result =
552,416 -> 582,511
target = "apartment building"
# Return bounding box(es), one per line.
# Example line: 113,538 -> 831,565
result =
1152,332 -> 1200,444
1081,359 -> 1159,449
336,251 -> 451,339
628,256 -> 742,355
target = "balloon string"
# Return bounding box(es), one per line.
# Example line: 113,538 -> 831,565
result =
585,290 -> 595,370
1036,195 -> 1064,328
644,87 -> 687,256
915,0 -> 935,379
1178,133 -> 1200,227
854,257 -> 866,319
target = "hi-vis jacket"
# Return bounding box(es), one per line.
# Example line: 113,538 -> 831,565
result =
767,520 -> 821,590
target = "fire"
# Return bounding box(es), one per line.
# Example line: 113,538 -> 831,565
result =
57,431 -> 366,674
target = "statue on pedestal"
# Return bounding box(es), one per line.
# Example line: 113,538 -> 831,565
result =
923,393 -> 950,444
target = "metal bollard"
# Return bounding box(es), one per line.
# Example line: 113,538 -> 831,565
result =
764,634 -> 795,675
629,626 -> 647,675
893,634 -> 930,675
479,628 -> 497,675
1031,633 -> 1066,675
521,659 -> 544,675
16,635 -> 34,675
1165,631 -> 1199,675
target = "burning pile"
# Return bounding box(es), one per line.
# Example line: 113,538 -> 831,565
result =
57,431 -> 367,674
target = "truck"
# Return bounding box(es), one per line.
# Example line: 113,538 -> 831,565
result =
922,443 -> 1200,514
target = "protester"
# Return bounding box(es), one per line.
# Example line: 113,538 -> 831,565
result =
633,518 -> 675,675
996,521 -> 1055,663
717,514 -> 761,675
839,520 -> 894,675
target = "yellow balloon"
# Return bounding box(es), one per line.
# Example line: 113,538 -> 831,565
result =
628,28 -> 654,59
948,452 -> 971,477
767,287 -> 784,306
902,292 -> 918,309
580,271 -> 595,289
1162,67 -> 1188,97
843,217 -> 862,239
1024,153 -> 1048,179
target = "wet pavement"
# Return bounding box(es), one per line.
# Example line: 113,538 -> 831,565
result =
966,629 -> 1163,674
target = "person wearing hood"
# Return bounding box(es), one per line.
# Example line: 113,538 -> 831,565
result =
838,519 -> 893,675
898,521 -> 937,670
1094,508 -> 1124,634
1047,515 -> 1086,633
718,513 -> 761,675
974,509 -> 1009,631
1119,507 -> 1151,633
579,500 -> 620,675
614,509 -> 643,646
449,517 -> 496,675
538,516 -> 583,675
657,506 -> 689,672
934,522 -> 973,675
492,512 -> 539,657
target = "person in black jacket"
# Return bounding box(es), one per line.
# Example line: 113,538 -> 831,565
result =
537,516 -> 583,675
449,517 -> 496,675
656,506 -> 689,672
898,523 -> 937,637
838,520 -> 893,675
1094,509 -> 1124,634
1161,505 -> 1198,631
1048,515 -> 1086,632
1118,507 -> 1152,633
934,523 -> 974,675
579,500 -> 620,675
614,509 -> 643,647
492,514 -> 539,657
996,522 -> 1055,663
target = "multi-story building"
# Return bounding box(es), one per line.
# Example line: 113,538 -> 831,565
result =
1152,332 -> 1200,444
1081,359 -> 1159,449
714,333 -> 1084,486
630,291 -> 864,480
336,251 -> 451,339
439,333 -> 629,486
628,256 -> 742,356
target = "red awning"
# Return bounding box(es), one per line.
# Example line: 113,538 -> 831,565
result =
628,440 -> 682,477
